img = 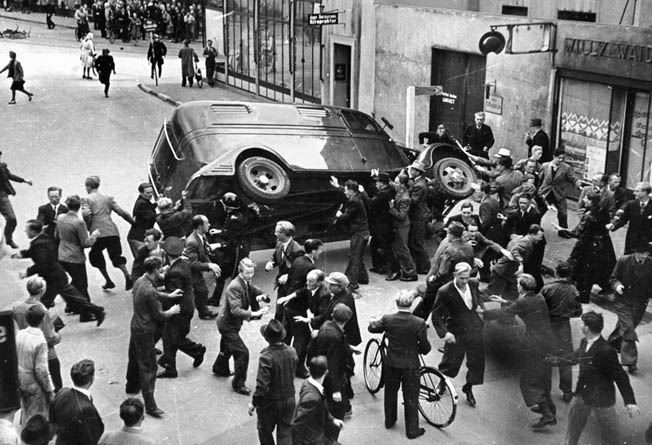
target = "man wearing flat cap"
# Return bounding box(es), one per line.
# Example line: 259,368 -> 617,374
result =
415,221 -> 475,319
525,118 -> 551,162
248,319 -> 298,445
369,290 -> 431,439
309,303 -> 356,420
368,172 -> 395,275
157,237 -> 206,379
317,272 -> 361,347
407,161 -> 431,275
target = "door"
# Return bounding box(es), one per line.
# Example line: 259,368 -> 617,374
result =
333,43 -> 351,107
429,50 -> 486,141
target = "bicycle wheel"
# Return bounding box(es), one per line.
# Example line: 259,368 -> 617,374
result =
363,338 -> 385,394
418,367 -> 457,428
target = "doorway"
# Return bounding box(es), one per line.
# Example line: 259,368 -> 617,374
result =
429,49 -> 486,141
333,43 -> 351,108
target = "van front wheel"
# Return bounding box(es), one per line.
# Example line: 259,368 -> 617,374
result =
236,156 -> 291,204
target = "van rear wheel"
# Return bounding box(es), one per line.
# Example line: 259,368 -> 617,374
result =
236,156 -> 291,204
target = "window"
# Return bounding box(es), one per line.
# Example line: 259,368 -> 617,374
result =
557,10 -> 597,22
341,110 -> 381,134
501,5 -> 528,16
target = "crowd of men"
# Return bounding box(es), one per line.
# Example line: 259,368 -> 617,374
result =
2,107 -> 652,443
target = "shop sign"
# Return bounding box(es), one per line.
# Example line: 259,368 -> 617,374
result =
485,95 -> 503,115
563,38 -> 652,64
308,13 -> 338,26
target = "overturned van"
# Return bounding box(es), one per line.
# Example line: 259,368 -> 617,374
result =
148,101 -> 415,249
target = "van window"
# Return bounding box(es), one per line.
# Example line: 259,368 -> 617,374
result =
340,109 -> 382,134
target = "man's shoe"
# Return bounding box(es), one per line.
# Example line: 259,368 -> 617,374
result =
125,387 -> 139,395
146,408 -> 165,418
198,311 -> 217,320
102,281 -> 116,290
407,428 -> 426,439
125,278 -> 134,291
400,274 -> 418,282
213,370 -> 234,377
154,347 -> 162,355
156,370 -> 178,378
343,408 -> 352,419
462,385 -> 476,407
233,386 -> 251,395
79,313 -> 97,323
385,421 -> 395,429
8,100 -> 16,105
193,346 -> 206,368
627,364 -> 637,374
358,280 -> 369,285
6,240 -> 18,249
385,272 -> 400,281
562,392 -> 573,403
531,416 -> 557,429
369,267 -> 383,274
95,311 -> 106,327
531,405 -> 542,414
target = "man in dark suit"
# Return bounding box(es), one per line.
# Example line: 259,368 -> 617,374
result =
214,258 -> 269,394
291,269 -> 331,333
36,186 -> 68,247
503,194 -> 541,236
157,237 -> 206,379
607,181 -> 652,254
485,274 -> 556,429
278,239 -> 323,378
265,220 -> 304,321
126,182 -> 156,257
14,219 -> 105,325
248,319 -> 298,445
367,172 -> 395,274
0,150 -> 33,248
463,111 -> 495,159
291,356 -> 343,444
432,262 -> 484,407
369,290 -> 431,439
407,161 -> 431,274
308,304 -> 355,420
184,214 -> 220,319
51,359 -> 105,445
446,201 -> 481,229
335,180 -> 371,291
608,243 -> 652,373
548,311 -> 639,445
525,118 -> 551,162
537,149 -> 582,230
317,272 -> 362,347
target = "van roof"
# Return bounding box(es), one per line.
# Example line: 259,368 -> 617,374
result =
172,101 -> 349,130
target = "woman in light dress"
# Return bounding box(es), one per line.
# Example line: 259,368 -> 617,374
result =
80,32 -> 96,79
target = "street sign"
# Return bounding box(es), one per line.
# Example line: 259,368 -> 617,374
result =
144,24 -> 158,32
0,311 -> 19,413
308,12 -> 338,26
414,85 -> 443,96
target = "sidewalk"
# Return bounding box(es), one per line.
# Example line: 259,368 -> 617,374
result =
139,79 -> 273,107
0,8 -> 76,28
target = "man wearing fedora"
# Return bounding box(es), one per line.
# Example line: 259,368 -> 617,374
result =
407,161 -> 431,275
369,290 -> 431,439
214,258 -> 269,395
157,237 -> 206,379
248,319 -> 298,445
20,414 -> 55,445
525,118 -> 550,162
463,112 -> 495,159
368,172 -> 395,275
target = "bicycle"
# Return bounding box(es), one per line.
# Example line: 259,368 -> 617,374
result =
363,333 -> 458,428
0,26 -> 31,39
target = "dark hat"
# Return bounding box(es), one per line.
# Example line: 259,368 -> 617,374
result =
21,414 -> 56,445
332,303 -> 352,323
260,319 -> 286,343
409,161 -> 426,172
163,236 -> 185,256
446,221 -> 465,237
530,118 -> 542,127
372,172 -> 391,183
553,148 -> 566,157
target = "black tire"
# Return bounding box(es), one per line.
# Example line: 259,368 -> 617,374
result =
418,367 -> 457,428
429,157 -> 476,199
236,156 -> 291,204
363,338 -> 385,394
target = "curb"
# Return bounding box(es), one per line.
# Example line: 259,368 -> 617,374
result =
0,12 -> 76,29
137,83 -> 180,107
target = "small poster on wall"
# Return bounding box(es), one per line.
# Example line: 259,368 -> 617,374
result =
584,145 -> 607,180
